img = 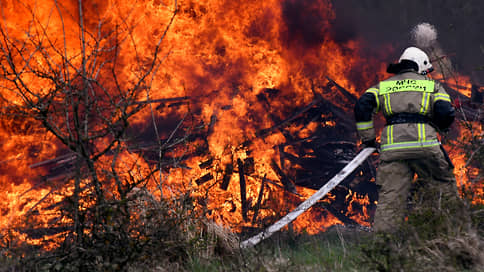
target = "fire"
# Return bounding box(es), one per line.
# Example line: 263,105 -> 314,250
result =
434,74 -> 473,97
431,72 -> 484,205
0,0 -> 481,252
446,120 -> 484,205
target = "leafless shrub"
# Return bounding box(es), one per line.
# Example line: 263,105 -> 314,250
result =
0,0 -> 230,270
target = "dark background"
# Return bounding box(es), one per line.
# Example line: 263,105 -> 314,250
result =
331,0 -> 484,85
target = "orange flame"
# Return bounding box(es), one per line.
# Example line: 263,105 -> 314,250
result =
0,0 -> 481,251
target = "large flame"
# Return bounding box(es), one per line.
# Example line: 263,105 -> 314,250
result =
0,0 -> 481,250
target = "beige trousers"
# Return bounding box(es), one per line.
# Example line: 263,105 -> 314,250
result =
373,149 -> 460,232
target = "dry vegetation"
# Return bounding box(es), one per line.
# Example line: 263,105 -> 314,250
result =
0,0 -> 482,271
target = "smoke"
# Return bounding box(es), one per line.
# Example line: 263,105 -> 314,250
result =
411,23 -> 454,77
411,23 -> 437,49
281,0 -> 332,48
330,0 -> 484,84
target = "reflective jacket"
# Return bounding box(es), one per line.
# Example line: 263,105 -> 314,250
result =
354,70 -> 455,161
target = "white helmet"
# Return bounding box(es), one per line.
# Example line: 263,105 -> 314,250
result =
398,47 -> 433,74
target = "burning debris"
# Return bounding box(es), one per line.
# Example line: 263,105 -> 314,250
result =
27,75 -> 379,232
0,0 -> 481,258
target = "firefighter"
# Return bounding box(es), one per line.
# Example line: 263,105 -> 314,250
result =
354,46 -> 462,231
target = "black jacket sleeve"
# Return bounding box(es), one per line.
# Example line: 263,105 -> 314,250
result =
354,92 -> 377,122
432,100 -> 455,131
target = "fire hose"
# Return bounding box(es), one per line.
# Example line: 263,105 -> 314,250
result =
240,147 -> 377,248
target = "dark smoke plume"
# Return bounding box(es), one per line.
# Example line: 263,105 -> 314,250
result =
331,0 -> 484,85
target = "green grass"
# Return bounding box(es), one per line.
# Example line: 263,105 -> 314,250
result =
184,189 -> 484,272
187,226 -> 373,272
262,229 -> 369,272
2,214 -> 483,272
2,189 -> 483,271
184,220 -> 483,272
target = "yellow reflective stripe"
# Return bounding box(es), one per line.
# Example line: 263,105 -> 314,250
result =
424,93 -> 431,114
366,88 -> 380,112
422,124 -> 426,141
379,80 -> 435,94
387,94 -> 393,114
419,93 -> 426,114
381,140 -> 440,151
417,124 -> 420,141
417,123 -> 426,141
386,126 -> 391,145
419,92 -> 431,114
386,125 -> 394,145
356,121 -> 373,130
384,94 -> 392,115
434,96 -> 451,102
434,93 -> 451,103
390,125 -> 394,144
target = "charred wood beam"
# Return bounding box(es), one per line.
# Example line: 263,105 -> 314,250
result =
319,100 -> 357,131
220,163 -> 233,190
244,157 -> 255,175
256,88 -> 281,106
195,173 -> 213,185
241,79 -> 356,151
237,158 -> 248,222
270,159 -> 296,193
21,226 -> 73,239
262,176 -> 284,190
317,202 -> 359,226
318,141 -> 357,148
207,114 -> 217,135
325,76 -> 357,103
158,101 -> 189,109
252,177 -> 266,224
280,151 -> 307,166
256,94 -> 324,138
279,135 -> 318,148
261,176 -> 302,197
194,141 -> 210,157
278,145 -> 285,169
281,150 -> 349,171
292,164 -> 360,190
257,89 -> 283,124
199,158 -> 213,169
471,84 -> 483,104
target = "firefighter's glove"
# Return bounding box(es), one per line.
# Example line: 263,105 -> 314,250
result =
362,139 -> 377,148
361,139 -> 379,152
